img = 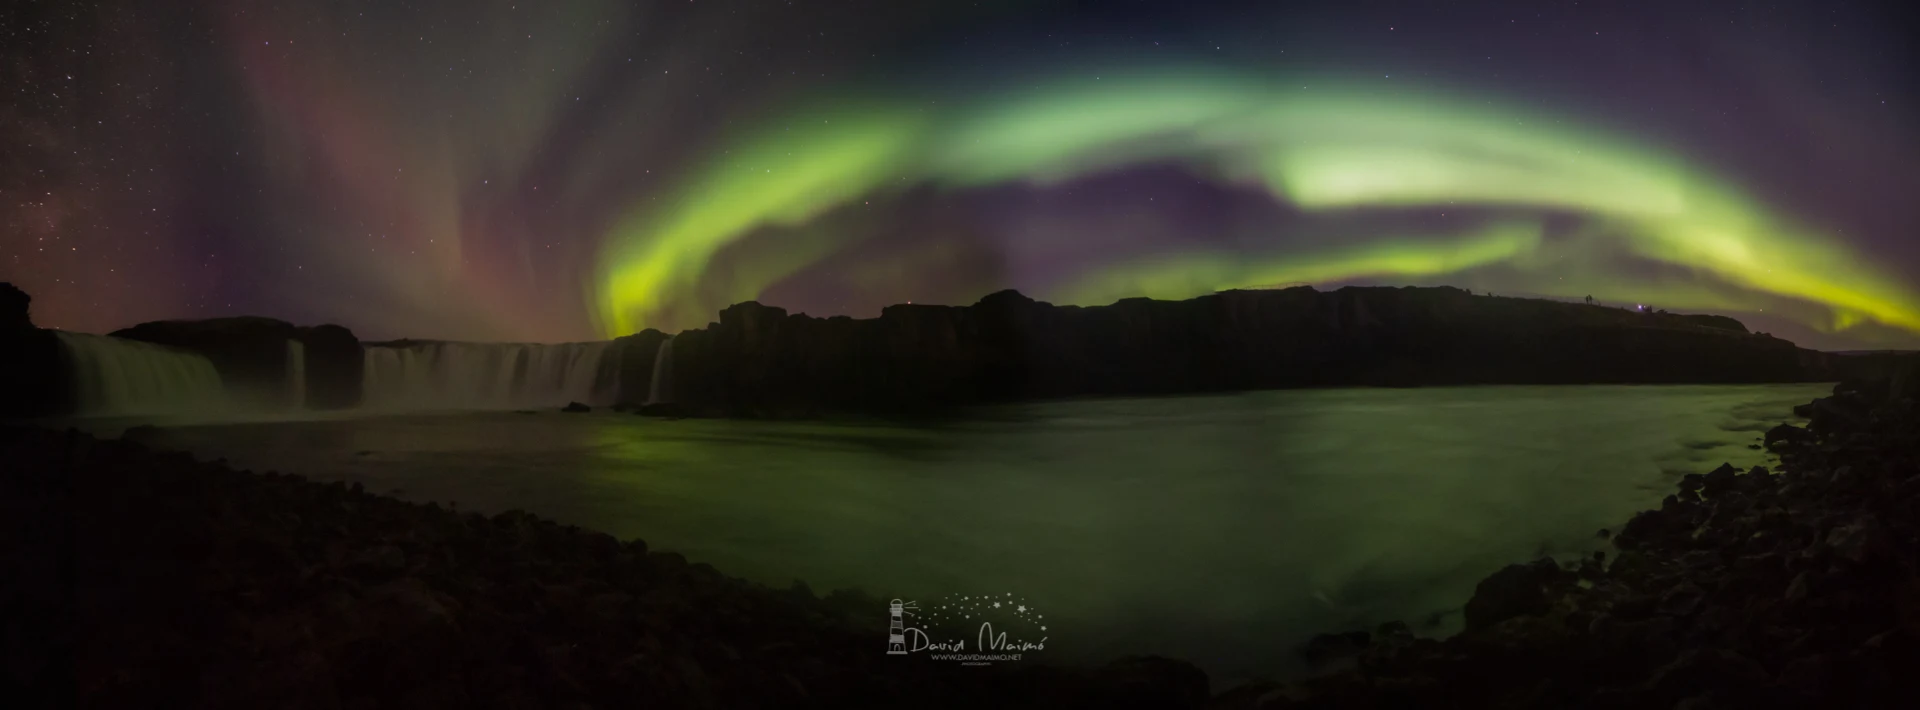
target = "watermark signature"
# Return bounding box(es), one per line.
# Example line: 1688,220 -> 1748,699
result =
887,594 -> 1048,666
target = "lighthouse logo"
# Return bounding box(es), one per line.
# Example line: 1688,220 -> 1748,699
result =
885,593 -> 1049,666
887,599 -> 915,655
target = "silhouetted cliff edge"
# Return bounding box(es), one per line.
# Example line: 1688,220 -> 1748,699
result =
8,282 -> 1911,420
0,282 -> 362,417
625,286 -> 1847,417
0,282 -> 68,417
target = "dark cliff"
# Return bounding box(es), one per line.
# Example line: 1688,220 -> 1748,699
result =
0,283 -> 70,418
610,328 -> 670,406
111,317 -> 364,410
631,286 -> 1838,417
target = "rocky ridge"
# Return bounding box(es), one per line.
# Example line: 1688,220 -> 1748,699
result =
632,286 -> 1839,418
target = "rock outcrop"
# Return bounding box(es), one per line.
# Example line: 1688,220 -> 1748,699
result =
297,324 -> 365,410
112,317 -> 363,409
0,282 -> 71,418
610,328 -> 670,406
633,286 -> 1837,417
1,281 -> 31,332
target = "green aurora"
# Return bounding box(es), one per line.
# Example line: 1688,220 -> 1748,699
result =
593,68 -> 1920,340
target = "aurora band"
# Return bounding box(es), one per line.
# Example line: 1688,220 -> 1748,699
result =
593,68 -> 1920,340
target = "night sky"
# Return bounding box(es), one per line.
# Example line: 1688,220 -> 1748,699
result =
4,0 -> 1916,349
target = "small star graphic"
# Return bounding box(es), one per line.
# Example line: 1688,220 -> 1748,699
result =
1017,605 -> 1026,613
993,602 -> 1001,608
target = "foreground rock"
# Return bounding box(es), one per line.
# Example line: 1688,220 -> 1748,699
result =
1221,369 -> 1920,709
0,426 -> 1206,708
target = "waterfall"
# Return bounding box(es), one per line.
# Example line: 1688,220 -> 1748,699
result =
360,340 -> 621,411
56,331 -> 226,416
646,336 -> 674,405
285,339 -> 306,410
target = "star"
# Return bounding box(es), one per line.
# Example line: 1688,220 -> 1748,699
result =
992,602 -> 1001,608
1017,605 -> 1026,613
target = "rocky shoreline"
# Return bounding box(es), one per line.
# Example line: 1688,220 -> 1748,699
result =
1220,370 -> 1920,709
5,371 -> 1915,708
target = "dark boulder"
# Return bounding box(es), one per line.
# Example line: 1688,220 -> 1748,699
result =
561,402 -> 590,413
1463,559 -> 1565,630
1764,423 -> 1811,450
1700,463 -> 1742,497
1615,509 -> 1679,550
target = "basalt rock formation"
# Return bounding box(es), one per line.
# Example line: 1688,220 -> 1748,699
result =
631,286 -> 1841,417
112,317 -> 364,410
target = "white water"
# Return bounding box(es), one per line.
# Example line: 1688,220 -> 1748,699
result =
56,331 -> 227,416
285,340 -> 306,410
646,336 -> 674,405
361,341 -> 621,411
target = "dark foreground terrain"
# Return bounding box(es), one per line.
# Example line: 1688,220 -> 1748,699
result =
0,427 -> 1205,709
3,369 -> 1916,708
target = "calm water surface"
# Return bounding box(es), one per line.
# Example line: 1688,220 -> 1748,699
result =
125,384 -> 1824,685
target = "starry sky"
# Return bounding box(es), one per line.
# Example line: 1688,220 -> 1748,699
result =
4,0 -> 1916,348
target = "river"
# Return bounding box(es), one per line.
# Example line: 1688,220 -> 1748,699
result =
118,383 -> 1822,686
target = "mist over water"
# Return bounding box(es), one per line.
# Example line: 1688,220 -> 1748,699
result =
55,331 -> 227,416
139,384 -> 1823,686
360,341 -> 623,412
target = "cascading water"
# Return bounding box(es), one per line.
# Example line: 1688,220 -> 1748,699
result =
646,336 -> 674,405
285,340 -> 306,410
361,340 -> 622,411
56,331 -> 227,416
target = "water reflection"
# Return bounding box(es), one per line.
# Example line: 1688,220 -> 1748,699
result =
152,384 -> 1824,687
